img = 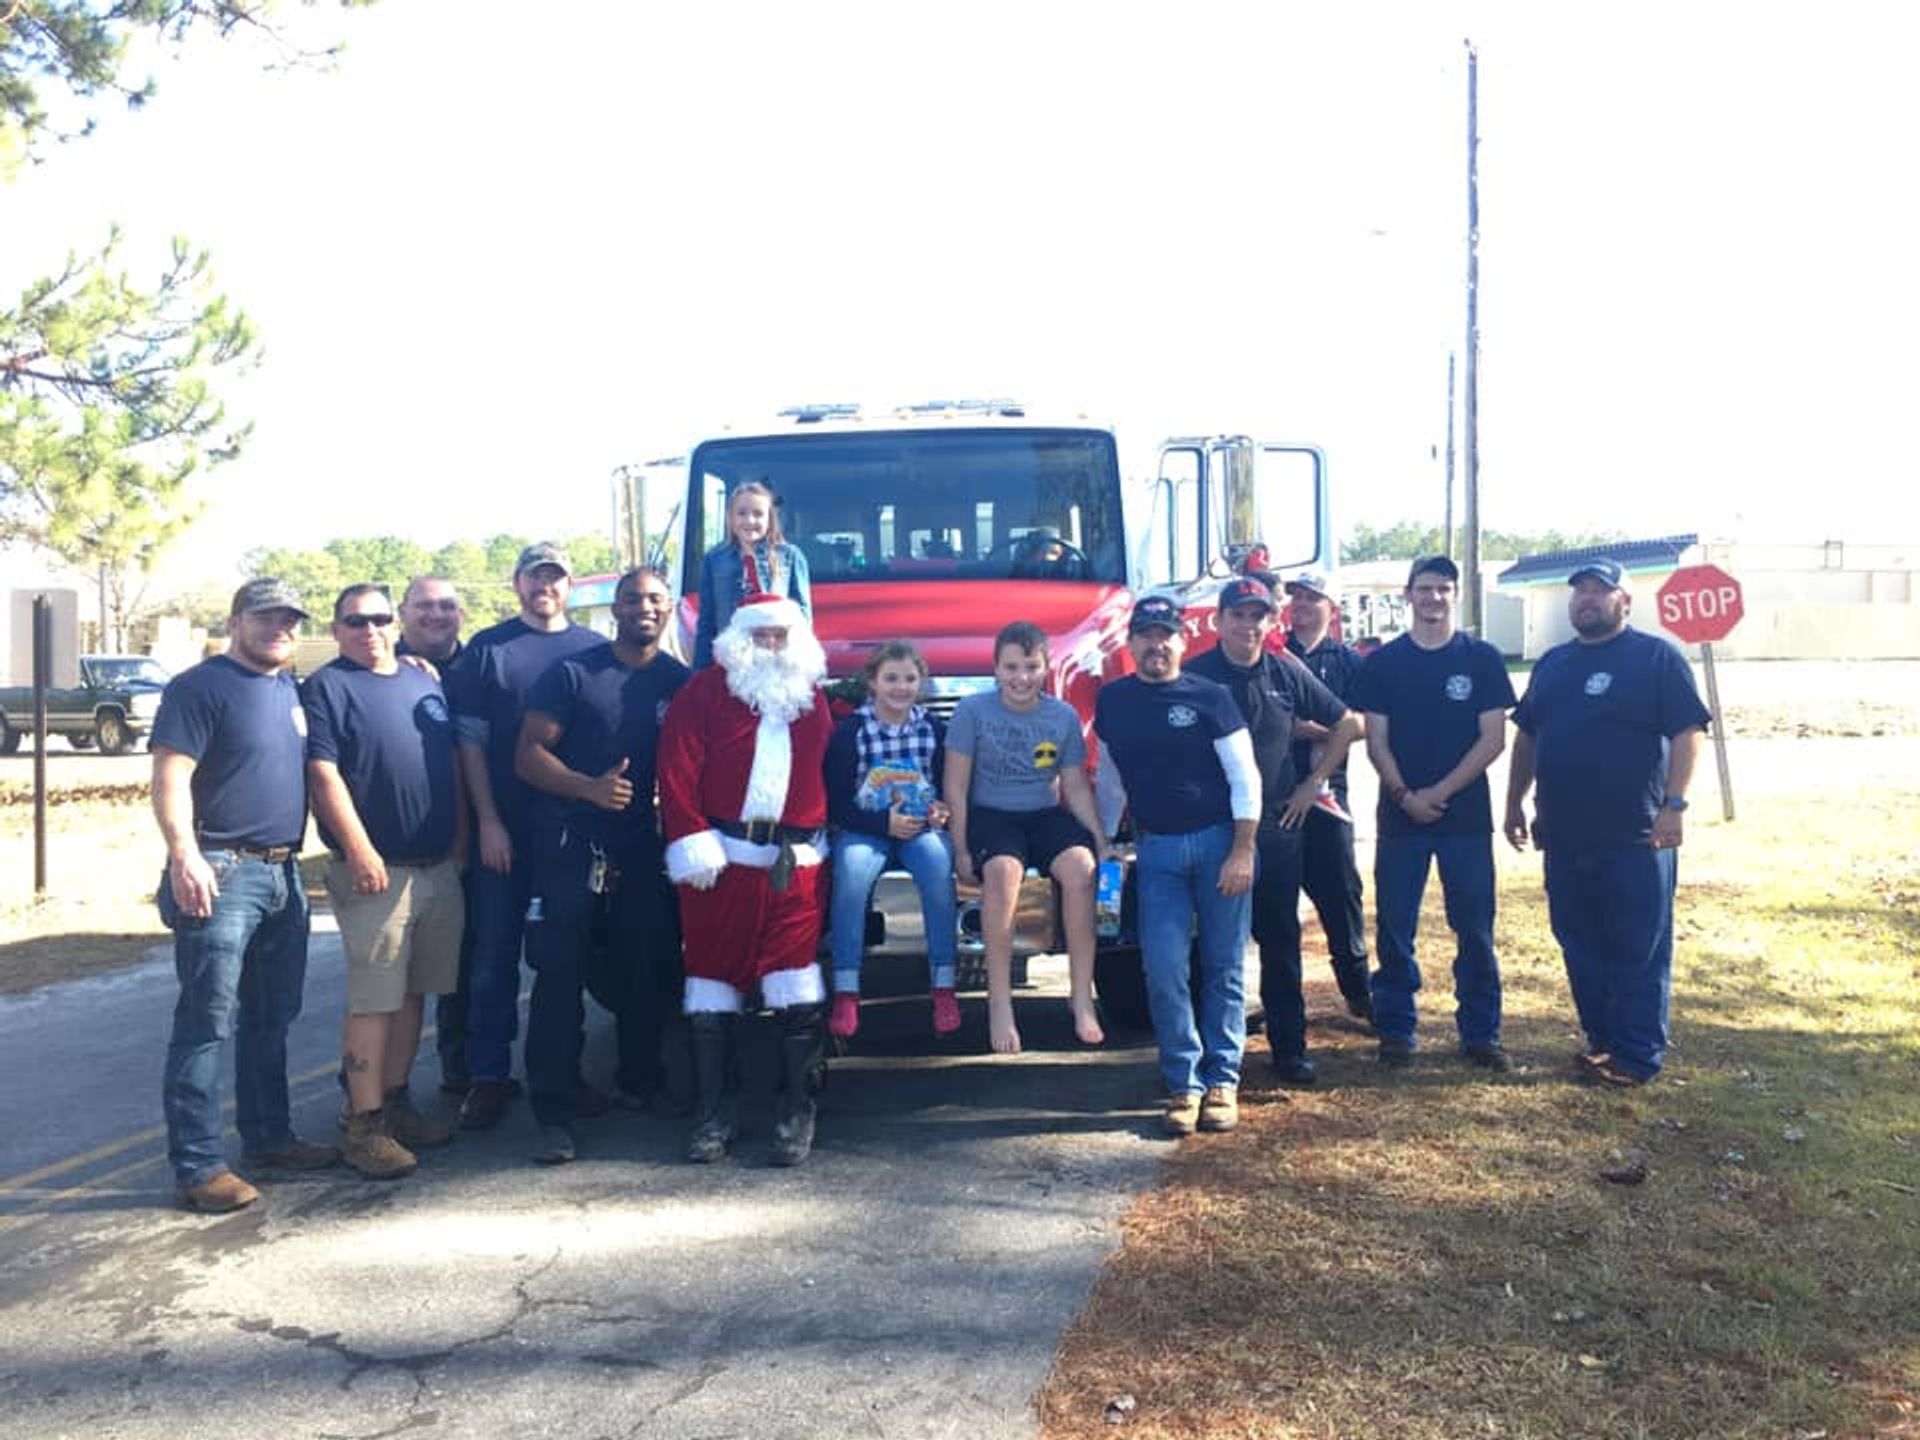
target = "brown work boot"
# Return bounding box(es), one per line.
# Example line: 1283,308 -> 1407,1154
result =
1198,1085 -> 1240,1132
242,1136 -> 342,1171
1163,1092 -> 1201,1137
384,1087 -> 453,1149
342,1109 -> 417,1180
177,1171 -> 260,1214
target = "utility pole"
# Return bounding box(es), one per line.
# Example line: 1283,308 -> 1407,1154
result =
1461,38 -> 1482,633
1444,350 -> 1457,559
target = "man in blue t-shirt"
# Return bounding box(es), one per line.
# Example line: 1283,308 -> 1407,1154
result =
1506,558 -> 1710,1088
1350,555 -> 1517,1071
1094,594 -> 1261,1137
304,583 -> 466,1180
151,578 -> 341,1213
444,543 -> 605,1129
1187,575 -> 1360,1086
514,566 -> 691,1164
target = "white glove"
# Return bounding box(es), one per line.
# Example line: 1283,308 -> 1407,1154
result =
683,865 -> 724,892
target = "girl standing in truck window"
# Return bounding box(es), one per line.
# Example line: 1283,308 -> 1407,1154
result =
823,641 -> 959,1039
694,482 -> 812,669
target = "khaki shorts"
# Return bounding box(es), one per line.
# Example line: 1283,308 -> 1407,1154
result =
326,857 -> 464,1015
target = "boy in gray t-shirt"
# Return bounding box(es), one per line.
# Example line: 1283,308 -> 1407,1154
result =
945,621 -> 1108,1056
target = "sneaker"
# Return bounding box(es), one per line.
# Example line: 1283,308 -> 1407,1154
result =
342,1111 -> 416,1180
829,991 -> 861,1039
1163,1093 -> 1202,1136
242,1136 -> 342,1171
1572,1049 -> 1609,1077
385,1088 -> 454,1149
460,1080 -> 517,1131
531,1123 -> 577,1165
1377,1038 -> 1414,1068
1272,1054 -> 1317,1087
177,1171 -> 260,1214
1198,1086 -> 1240,1132
930,988 -> 962,1036
1463,1043 -> 1513,1074
688,1116 -> 735,1164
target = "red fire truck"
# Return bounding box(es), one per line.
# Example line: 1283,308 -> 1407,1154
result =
654,399 -> 1333,1030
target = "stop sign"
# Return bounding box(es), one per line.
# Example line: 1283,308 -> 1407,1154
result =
1656,564 -> 1745,644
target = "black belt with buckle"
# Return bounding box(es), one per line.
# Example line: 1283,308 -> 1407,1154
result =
231,845 -> 298,864
710,818 -> 815,845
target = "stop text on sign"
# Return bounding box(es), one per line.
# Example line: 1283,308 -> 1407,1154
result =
1655,564 -> 1745,644
1660,586 -> 1739,624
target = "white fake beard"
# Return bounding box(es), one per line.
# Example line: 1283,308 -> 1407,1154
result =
716,631 -> 826,724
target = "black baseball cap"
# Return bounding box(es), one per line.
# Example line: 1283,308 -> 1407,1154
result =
1128,594 -> 1183,635
1407,554 -> 1460,585
1216,577 -> 1277,613
1568,557 -> 1625,589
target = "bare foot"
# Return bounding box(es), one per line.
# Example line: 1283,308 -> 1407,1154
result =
1070,1000 -> 1105,1046
988,1001 -> 1023,1055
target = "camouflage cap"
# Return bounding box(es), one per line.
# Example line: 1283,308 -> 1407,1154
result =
230,577 -> 310,619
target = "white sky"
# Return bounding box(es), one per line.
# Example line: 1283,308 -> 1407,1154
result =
7,0 -> 1917,593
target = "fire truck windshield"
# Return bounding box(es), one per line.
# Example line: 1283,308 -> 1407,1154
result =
686,427 -> 1125,587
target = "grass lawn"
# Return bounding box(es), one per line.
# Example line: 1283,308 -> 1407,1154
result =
1040,742 -> 1920,1439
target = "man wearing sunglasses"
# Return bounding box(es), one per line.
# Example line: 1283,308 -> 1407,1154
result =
152,578 -> 342,1213
302,586 -> 466,1179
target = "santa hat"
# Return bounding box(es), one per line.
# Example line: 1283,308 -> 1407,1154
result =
727,590 -> 807,635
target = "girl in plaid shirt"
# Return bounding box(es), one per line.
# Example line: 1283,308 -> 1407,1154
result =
823,642 -> 958,1039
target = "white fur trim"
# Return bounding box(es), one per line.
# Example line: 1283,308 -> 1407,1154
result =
684,976 -> 747,1014
717,835 -> 826,868
727,595 -> 805,635
761,963 -> 826,1009
741,712 -> 793,819
666,829 -> 728,883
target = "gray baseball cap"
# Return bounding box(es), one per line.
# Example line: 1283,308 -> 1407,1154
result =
515,542 -> 572,577
230,578 -> 310,619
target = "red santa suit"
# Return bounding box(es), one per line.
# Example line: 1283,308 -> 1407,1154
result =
659,598 -> 835,1014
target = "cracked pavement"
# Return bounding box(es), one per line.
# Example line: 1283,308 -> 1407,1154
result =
0,941 -> 1171,1439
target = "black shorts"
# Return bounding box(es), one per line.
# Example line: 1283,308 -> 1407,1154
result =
968,804 -> 1096,875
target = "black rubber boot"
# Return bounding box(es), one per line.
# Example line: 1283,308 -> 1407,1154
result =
769,1004 -> 826,1167
686,1012 -> 736,1164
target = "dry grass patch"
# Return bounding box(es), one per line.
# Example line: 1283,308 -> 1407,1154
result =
1041,747 -> 1920,1440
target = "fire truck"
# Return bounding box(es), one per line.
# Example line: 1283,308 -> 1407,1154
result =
642,399 -> 1333,1030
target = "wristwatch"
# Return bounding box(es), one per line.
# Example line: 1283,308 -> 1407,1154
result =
1662,795 -> 1689,812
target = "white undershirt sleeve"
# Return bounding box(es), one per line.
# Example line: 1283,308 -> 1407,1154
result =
1214,728 -> 1260,823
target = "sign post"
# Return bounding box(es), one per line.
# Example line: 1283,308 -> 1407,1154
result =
1656,564 -> 1745,821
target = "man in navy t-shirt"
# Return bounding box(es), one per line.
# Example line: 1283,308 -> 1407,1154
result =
304,583 -> 466,1179
444,542 -> 604,1128
151,578 -> 341,1213
1350,555 -> 1517,1071
1506,558 -> 1710,1087
1095,594 -> 1261,1138
514,566 -> 691,1164
1187,575 -> 1360,1085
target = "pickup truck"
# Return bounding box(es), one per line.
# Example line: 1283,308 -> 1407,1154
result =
0,655 -> 170,755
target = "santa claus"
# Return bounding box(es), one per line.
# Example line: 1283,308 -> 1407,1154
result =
659,591 -> 835,1165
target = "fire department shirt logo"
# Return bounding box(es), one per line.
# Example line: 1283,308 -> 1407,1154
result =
1032,740 -> 1060,770
1167,705 -> 1198,729
422,695 -> 450,724
1585,672 -> 1613,697
289,704 -> 307,737
1445,674 -> 1473,702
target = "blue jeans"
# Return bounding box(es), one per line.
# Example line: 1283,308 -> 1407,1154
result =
1372,830 -> 1502,1049
1545,844 -> 1676,1080
1137,823 -> 1251,1096
466,856 -> 533,1083
159,853 -> 311,1187
828,829 -> 957,992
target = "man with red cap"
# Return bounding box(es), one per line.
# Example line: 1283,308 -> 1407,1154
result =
659,590 -> 836,1165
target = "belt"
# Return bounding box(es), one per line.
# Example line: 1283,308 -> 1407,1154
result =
710,818 -> 816,845
231,845 -> 298,864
